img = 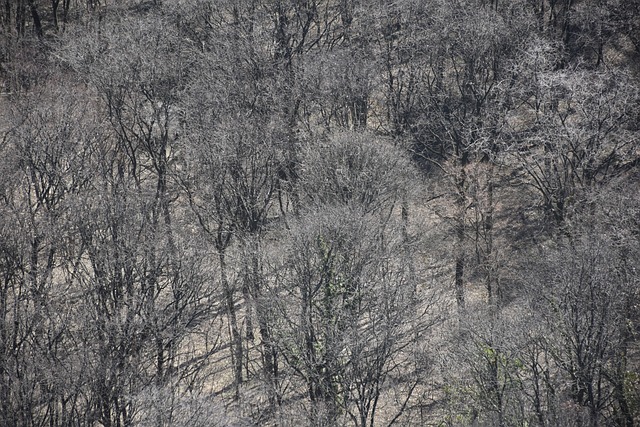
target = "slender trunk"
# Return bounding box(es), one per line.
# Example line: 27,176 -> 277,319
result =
241,242 -> 253,378
219,250 -> 242,400
248,243 -> 279,406
257,306 -> 277,405
51,0 -> 59,31
0,277 -> 12,425
301,281 -> 321,417
27,0 -> 42,38
532,362 -> 546,426
455,167 -> 467,313
62,0 -> 70,27
485,163 -> 497,309
614,257 -> 635,427
351,95 -> 368,130
3,0 -> 10,29
15,0 -> 25,35
401,199 -> 409,242
242,278 -> 254,341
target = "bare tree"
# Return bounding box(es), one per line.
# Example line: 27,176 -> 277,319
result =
507,66 -> 639,229
262,130 -> 436,426
267,205 -> 439,427
0,82 -> 103,426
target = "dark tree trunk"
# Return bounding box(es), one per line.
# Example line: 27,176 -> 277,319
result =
455,167 -> 467,313
27,0 -> 42,38
219,250 -> 242,400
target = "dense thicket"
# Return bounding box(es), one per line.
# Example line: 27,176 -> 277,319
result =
1,0 -> 639,426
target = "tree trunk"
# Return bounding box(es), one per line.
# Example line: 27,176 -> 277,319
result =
485,163 -> 498,309
51,0 -> 59,31
219,250 -> 242,400
27,0 -> 42,38
455,167 -> 467,313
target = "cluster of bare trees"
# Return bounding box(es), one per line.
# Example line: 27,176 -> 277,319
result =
1,0 -> 639,426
